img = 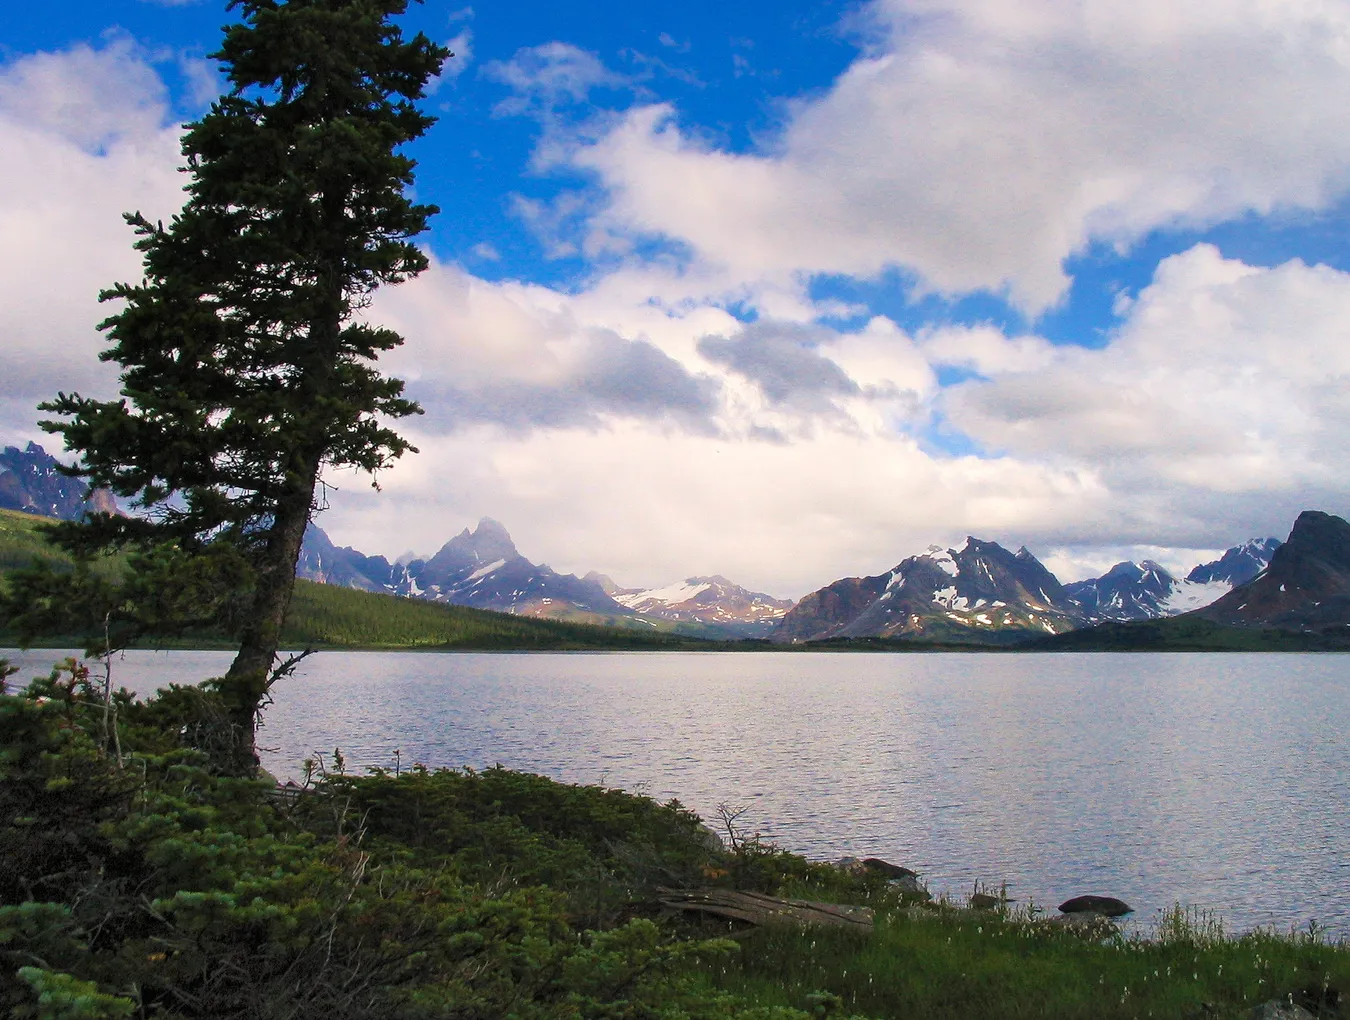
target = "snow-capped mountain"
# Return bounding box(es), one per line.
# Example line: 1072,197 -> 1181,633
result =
1187,539 -> 1281,587
1065,539 -> 1282,622
403,518 -> 621,616
589,573 -> 795,636
0,443 -> 118,520
298,518 -> 781,634
1065,560 -> 1175,621
294,513 -> 1292,641
773,538 -> 1084,643
297,523 -> 411,593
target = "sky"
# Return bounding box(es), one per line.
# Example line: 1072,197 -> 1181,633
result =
4,0 -> 1350,598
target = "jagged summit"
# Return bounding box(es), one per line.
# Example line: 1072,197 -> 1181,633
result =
773,537 -> 1082,644
1187,538 -> 1282,586
297,518 -> 786,635
0,442 -> 118,520
1199,511 -> 1350,630
290,509 -> 1314,643
423,517 -> 520,576
1065,539 -> 1282,622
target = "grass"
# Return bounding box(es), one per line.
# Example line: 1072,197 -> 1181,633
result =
696,897 -> 1348,1019
281,577 -> 723,650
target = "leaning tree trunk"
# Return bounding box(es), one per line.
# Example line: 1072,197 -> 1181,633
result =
220,460 -> 320,774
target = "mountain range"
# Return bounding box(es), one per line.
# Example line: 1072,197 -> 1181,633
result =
7,441 -> 1348,644
771,534 -> 1283,644
298,515 -> 792,637
0,443 -> 117,520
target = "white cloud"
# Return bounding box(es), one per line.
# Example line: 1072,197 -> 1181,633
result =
572,0 -> 1350,310
944,243 -> 1350,543
370,260 -> 722,433
439,30 -> 474,81
483,42 -> 626,118
321,421 -> 1106,596
0,40 -> 185,440
0,35 -> 171,153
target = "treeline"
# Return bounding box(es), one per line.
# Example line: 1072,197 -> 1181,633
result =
283,580 -> 713,650
1022,614 -> 1350,651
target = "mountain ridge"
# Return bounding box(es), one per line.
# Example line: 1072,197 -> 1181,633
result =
772,538 -> 1085,644
0,443 -> 118,520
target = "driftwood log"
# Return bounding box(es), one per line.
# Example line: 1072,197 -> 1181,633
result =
657,888 -> 874,934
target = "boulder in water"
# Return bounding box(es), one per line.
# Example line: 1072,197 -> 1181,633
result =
861,858 -> 918,880
1057,895 -> 1133,917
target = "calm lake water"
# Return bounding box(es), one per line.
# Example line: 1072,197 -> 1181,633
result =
5,648 -> 1348,939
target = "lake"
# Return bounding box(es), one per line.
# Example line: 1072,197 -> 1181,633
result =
4,647 -> 1347,939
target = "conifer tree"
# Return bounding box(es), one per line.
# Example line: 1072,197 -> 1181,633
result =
40,0 -> 448,772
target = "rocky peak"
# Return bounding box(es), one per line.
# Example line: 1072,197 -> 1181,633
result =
424,516 -> 521,576
0,442 -> 119,520
1187,537 -> 1280,586
1199,511 -> 1350,630
583,571 -> 621,595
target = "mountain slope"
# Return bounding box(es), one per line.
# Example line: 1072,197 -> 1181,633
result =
1065,560 -> 1176,621
773,539 -> 1083,644
297,524 -> 409,593
1198,511 -> 1350,631
404,518 -> 624,617
594,573 -> 794,636
1064,539 -> 1281,623
1188,539 -> 1282,586
0,443 -> 118,520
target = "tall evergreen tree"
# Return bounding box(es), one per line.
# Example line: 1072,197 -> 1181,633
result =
39,0 -> 448,771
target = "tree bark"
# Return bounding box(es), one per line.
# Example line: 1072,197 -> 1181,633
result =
221,459 -> 320,773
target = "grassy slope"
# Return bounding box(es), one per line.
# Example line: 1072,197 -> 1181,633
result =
0,507 -> 721,651
283,579 -> 720,650
0,508 -> 77,574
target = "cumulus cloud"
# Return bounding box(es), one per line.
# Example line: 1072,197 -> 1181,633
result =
943,243 -> 1350,545
0,39 -> 185,439
442,30 -> 474,80
483,42 -> 626,118
370,261 -> 721,433
7,32 -> 1348,596
321,421 -> 1107,596
573,0 -> 1350,309
698,321 -> 860,413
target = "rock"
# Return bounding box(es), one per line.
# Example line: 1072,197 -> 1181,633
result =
693,822 -> 725,854
969,892 -> 1003,910
1248,1001 -> 1316,1020
861,858 -> 918,880
834,856 -> 868,877
1057,894 -> 1133,917
888,874 -> 924,895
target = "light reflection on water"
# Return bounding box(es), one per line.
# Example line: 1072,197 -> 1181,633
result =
5,648 -> 1348,939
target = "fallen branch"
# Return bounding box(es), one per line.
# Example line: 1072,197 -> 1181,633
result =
657,888 -> 874,933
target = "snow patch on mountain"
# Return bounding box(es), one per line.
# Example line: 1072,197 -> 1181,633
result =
613,580 -> 713,609
466,558 -> 506,583
1159,578 -> 1234,615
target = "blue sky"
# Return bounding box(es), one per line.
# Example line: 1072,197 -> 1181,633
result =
4,0 -> 1350,595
